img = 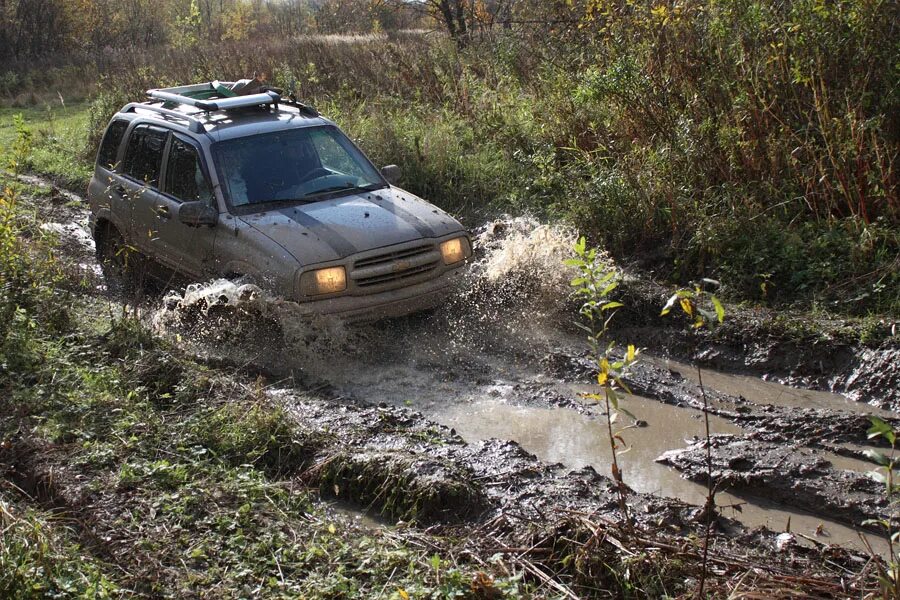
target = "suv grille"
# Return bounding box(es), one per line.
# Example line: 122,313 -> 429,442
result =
351,244 -> 441,288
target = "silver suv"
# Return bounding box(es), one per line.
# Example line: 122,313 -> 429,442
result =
87,81 -> 472,321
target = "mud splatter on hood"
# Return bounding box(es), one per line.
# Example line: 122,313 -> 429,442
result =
237,188 -> 465,265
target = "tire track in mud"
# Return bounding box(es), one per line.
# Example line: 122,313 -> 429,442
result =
148,232 -> 893,555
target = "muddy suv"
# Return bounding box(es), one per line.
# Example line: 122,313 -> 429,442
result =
88,81 -> 471,320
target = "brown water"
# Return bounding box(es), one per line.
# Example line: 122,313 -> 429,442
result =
654,356 -> 897,419
146,214 -> 891,556
430,394 -> 888,555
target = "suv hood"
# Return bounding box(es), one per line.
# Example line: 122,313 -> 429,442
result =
238,187 -> 464,265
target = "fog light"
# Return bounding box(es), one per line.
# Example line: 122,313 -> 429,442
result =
440,237 -> 469,265
300,266 -> 346,295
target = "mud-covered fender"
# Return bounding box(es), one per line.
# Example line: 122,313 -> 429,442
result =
214,215 -> 300,298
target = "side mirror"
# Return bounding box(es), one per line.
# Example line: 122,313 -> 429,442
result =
178,201 -> 218,227
381,164 -> 401,185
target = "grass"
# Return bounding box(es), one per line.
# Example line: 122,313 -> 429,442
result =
0,102 -> 91,190
0,294 -> 523,599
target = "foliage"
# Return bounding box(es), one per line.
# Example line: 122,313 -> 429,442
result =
7,114 -> 32,175
660,280 -> 726,329
0,497 -> 118,599
660,279 -> 726,597
0,185 -> 69,370
1,0 -> 898,313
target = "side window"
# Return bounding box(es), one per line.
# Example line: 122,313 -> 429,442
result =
97,120 -> 128,170
165,138 -> 213,204
122,124 -> 167,187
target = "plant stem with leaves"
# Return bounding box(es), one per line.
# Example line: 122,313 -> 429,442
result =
660,281 -> 725,599
568,237 -> 639,529
865,417 -> 900,598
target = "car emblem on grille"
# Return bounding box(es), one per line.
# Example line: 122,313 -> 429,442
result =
392,260 -> 412,273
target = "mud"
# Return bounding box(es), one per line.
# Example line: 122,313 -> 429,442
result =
270,388 -> 709,534
14,175 -> 899,563
658,435 -> 889,530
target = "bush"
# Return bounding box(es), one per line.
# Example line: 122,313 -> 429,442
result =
0,186 -> 69,372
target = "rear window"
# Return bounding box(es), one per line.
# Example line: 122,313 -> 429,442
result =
97,120 -> 128,170
122,124 -> 168,187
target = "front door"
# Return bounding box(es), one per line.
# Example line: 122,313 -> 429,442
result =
155,135 -> 218,279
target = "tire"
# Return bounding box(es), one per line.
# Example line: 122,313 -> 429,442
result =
96,224 -> 141,297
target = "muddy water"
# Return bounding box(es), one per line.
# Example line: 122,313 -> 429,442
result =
654,356 -> 897,419
431,393 -> 741,499
428,391 -> 886,554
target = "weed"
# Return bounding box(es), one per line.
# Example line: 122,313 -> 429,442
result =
864,417 -> 900,598
568,236 -> 639,527
660,280 -> 726,598
7,114 -> 32,175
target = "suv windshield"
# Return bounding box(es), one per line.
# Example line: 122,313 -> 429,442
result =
214,125 -> 385,210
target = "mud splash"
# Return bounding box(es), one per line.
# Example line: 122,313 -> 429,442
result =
149,216 -> 581,375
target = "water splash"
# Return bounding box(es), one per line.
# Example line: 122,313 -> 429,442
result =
151,278 -> 368,378
433,216 -> 594,356
149,216 -> 588,381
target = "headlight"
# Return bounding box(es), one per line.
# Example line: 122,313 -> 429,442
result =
440,237 -> 470,265
299,266 -> 347,295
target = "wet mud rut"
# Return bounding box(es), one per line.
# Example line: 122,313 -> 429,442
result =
25,176 -> 900,559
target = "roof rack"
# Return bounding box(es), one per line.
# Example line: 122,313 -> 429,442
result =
282,94 -> 320,118
121,102 -> 205,133
147,87 -> 281,112
126,82 -> 320,128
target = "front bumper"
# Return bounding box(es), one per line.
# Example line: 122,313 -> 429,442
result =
292,265 -> 466,322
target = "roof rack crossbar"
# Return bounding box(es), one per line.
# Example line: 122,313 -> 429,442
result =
146,88 -> 281,112
121,103 -> 204,133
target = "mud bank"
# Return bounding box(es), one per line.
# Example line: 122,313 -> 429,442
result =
658,435 -> 890,530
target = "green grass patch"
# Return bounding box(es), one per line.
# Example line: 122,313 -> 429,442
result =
0,103 -> 91,190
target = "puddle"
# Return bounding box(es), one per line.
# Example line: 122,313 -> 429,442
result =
655,357 -> 897,419
430,396 -> 888,555
824,451 -> 879,474
324,501 -> 389,530
431,394 -> 740,499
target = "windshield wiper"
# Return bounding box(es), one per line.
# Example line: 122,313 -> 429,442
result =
301,183 -> 384,199
248,184 -> 387,210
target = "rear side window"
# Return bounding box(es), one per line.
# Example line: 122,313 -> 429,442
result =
97,120 -> 128,170
165,138 -> 213,204
122,124 -> 168,187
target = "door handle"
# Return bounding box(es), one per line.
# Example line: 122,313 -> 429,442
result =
155,204 -> 171,218
112,184 -> 126,197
